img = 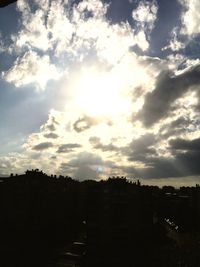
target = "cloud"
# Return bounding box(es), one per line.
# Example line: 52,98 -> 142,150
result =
70,151 -> 114,168
122,158 -> 181,179
44,133 -> 59,139
125,155 -> 193,179
159,116 -> 191,139
1,0 -> 160,101
2,51 -> 60,89
124,134 -> 200,179
134,31 -> 149,51
15,2 -> 49,51
169,137 -> 200,151
3,0 -> 200,183
45,124 -> 56,132
179,0 -> 200,36
68,151 -> 103,167
0,156 -> 14,176
0,152 -> 43,176
162,0 -> 200,53
59,151 -> 116,180
175,150 -> 200,176
41,110 -> 60,132
73,116 -> 98,132
162,28 -> 185,52
32,141 -> 53,151
138,65 -> 200,127
132,0 -> 158,31
74,165 -> 100,181
74,0 -> 108,19
59,161 -> 100,181
126,133 -> 157,162
132,0 -> 158,51
89,136 -> 119,152
57,143 -> 82,153
2,0 -> 141,91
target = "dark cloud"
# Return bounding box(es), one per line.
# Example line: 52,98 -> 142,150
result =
73,116 -> 97,132
59,151 -> 200,179
66,151 -> 115,174
68,152 -> 104,167
169,137 -> 200,151
132,86 -> 145,98
89,136 -> 119,152
59,154 -> 115,180
127,134 -> 157,161
130,134 -> 156,152
122,134 -> 200,179
74,165 -> 99,181
0,158 -> 13,175
123,155 -> 188,179
32,142 -> 53,151
121,158 -> 180,179
89,136 -> 101,145
134,159 -> 180,179
167,116 -> 189,129
59,162 -> 74,172
30,153 -> 41,159
125,136 -> 200,179
42,115 -> 59,132
57,143 -> 82,153
121,133 -> 200,178
59,162 -> 100,181
46,124 -> 56,131
44,132 -> 59,139
59,152 -> 108,180
138,65 -> 200,127
96,143 -> 118,152
159,116 -> 191,139
175,151 -> 200,176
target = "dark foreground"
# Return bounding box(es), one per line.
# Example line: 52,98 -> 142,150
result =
1,170 -> 200,267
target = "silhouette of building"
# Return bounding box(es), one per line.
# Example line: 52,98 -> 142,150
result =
0,0 -> 17,7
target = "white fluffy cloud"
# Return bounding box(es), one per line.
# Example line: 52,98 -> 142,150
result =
132,0 -> 158,51
2,51 -> 61,89
132,0 -> 158,29
162,28 -> 185,52
179,0 -> 200,36
1,0 -> 161,91
2,0 -> 140,89
163,0 -> 200,52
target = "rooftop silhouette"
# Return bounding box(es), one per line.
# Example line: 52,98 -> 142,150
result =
0,0 -> 17,8
0,169 -> 200,266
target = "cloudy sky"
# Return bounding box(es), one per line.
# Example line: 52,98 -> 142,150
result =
1,0 -> 200,186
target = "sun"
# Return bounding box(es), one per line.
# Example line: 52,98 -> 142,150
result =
70,66 -> 133,118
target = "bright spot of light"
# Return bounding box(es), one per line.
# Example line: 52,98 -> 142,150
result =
70,66 -> 133,118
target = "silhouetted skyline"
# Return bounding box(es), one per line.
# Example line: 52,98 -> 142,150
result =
0,169 -> 200,266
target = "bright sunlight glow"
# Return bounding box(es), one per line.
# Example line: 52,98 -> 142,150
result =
71,67 -> 133,118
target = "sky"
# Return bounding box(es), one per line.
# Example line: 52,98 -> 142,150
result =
0,0 -> 200,186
